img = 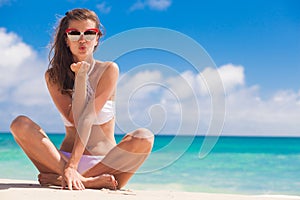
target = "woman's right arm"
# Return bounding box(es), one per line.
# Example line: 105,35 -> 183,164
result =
45,71 -> 74,125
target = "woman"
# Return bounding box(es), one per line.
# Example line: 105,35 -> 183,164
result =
10,8 -> 154,190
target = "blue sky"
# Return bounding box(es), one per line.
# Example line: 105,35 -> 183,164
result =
0,0 -> 300,136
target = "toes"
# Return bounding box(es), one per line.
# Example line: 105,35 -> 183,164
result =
107,174 -> 118,190
113,180 -> 118,190
109,175 -> 118,189
84,174 -> 119,190
100,174 -> 118,190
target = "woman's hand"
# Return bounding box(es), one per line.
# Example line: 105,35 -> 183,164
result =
70,61 -> 90,75
62,166 -> 85,190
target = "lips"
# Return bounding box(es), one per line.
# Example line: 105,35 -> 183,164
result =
79,46 -> 86,51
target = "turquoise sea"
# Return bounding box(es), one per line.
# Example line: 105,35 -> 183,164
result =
0,132 -> 299,195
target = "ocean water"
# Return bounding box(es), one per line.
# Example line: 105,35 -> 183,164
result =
0,132 -> 299,195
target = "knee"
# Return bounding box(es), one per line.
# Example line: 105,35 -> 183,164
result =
10,115 -> 33,139
130,128 -> 154,141
128,128 -> 154,152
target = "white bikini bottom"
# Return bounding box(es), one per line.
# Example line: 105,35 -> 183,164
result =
60,151 -> 104,174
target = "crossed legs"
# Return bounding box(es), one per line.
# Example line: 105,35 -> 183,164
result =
10,115 -> 154,190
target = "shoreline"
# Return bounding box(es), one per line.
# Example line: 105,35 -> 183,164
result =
2,131 -> 300,138
1,179 -> 300,200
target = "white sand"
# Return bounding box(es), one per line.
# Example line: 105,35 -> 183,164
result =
1,179 -> 299,200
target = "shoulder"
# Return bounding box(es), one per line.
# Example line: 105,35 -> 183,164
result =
94,61 -> 119,88
45,69 -> 60,92
44,69 -> 57,92
104,61 -> 119,72
45,68 -> 58,85
96,61 -> 119,76
44,69 -> 52,85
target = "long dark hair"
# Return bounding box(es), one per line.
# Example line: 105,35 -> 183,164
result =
47,8 -> 103,96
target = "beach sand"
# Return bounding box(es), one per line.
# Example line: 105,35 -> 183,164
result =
1,179 -> 299,200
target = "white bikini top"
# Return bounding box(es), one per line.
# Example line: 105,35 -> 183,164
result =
61,100 -> 115,127
61,60 -> 115,127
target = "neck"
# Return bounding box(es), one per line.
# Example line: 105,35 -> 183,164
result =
85,57 -> 94,65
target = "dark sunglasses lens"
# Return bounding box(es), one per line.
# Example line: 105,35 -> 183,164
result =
84,30 -> 97,35
68,31 -> 81,35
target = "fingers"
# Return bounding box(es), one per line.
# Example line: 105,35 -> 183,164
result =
66,180 -> 85,190
78,62 -> 90,74
70,63 -> 77,72
73,180 -> 85,190
70,61 -> 90,74
63,166 -> 86,190
63,175 -> 85,190
70,62 -> 82,73
67,179 -> 73,190
61,178 -> 66,189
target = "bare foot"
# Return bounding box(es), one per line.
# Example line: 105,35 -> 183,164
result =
84,174 -> 118,190
39,173 -> 118,190
38,173 -> 62,186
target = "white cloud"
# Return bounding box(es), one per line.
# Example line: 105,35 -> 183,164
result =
0,28 -> 58,132
115,64 -> 300,137
0,28 -> 33,88
130,0 -> 172,12
0,28 -> 49,105
217,64 -> 244,92
147,0 -> 172,10
96,2 -> 112,14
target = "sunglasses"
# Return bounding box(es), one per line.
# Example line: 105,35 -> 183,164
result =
65,28 -> 99,41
